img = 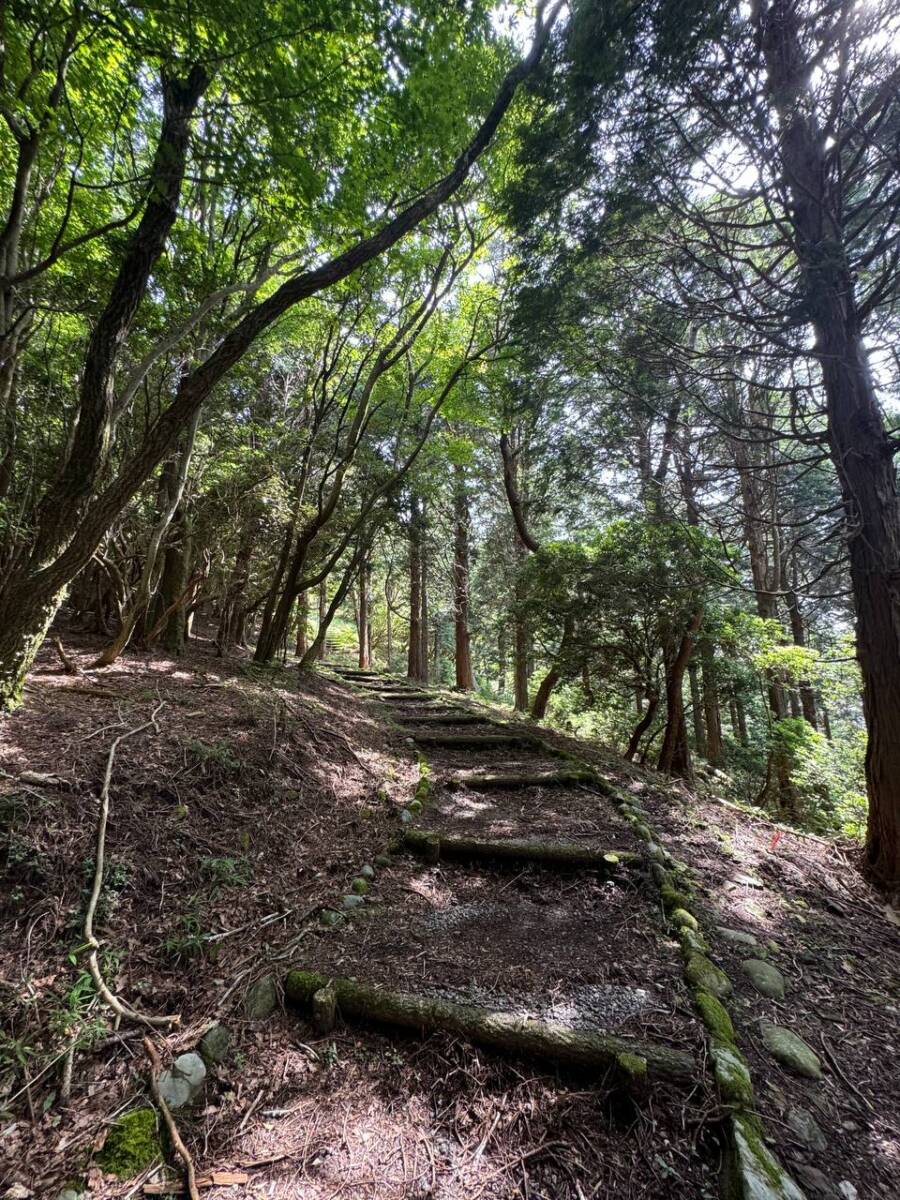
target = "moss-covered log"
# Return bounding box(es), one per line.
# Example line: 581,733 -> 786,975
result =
284,969 -> 695,1082
447,769 -> 595,791
380,691 -> 436,703
396,713 -> 489,726
412,732 -> 539,750
403,828 -> 636,873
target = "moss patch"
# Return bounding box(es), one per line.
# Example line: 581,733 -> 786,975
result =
684,953 -> 732,998
96,1108 -> 161,1177
711,1039 -> 754,1106
694,989 -> 735,1043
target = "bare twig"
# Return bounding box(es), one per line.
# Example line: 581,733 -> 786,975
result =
144,1037 -> 201,1200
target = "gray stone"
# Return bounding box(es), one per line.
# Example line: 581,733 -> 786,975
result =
742,958 -> 786,1000
761,1022 -> 823,1079
57,1191 -> 84,1200
359,864 -> 376,880
342,893 -> 365,908
198,1023 -> 231,1065
718,926 -> 760,949
245,974 -> 277,1019
711,1040 -> 754,1106
786,1107 -> 827,1152
729,1112 -> 806,1200
399,809 -> 414,824
646,842 -> 666,864
159,1052 -> 206,1109
794,1165 -> 840,1199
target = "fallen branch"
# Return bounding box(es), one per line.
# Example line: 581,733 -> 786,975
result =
144,1038 -> 201,1200
285,970 -> 695,1083
84,702 -> 178,1028
402,829 -> 636,874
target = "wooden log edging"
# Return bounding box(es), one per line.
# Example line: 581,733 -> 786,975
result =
284,969 -> 696,1083
402,828 -> 635,874
411,732 -> 541,750
447,768 -> 595,791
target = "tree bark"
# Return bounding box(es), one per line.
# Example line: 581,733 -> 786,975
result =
453,465 -> 475,690
407,496 -> 426,681
701,640 -> 723,764
296,590 -> 309,658
658,612 -> 703,781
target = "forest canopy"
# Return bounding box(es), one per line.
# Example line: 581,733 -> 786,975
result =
2,0 -> 900,893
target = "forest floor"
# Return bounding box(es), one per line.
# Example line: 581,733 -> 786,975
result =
1,628 -> 898,1200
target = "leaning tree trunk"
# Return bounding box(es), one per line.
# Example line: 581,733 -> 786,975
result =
295,590 -> 309,658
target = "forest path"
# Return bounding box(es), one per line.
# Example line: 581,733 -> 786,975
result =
284,665 -> 720,1198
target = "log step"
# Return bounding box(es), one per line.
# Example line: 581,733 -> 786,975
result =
402,829 -> 637,873
379,691 -> 435,702
395,713 -> 490,726
447,769 -> 595,791
411,732 -> 540,750
285,969 -> 695,1083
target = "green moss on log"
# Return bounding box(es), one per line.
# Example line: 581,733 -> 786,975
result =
284,969 -> 695,1082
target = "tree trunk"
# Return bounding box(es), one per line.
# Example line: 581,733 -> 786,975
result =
154,505 -> 192,654
357,562 -> 370,669
453,465 -> 475,690
701,640 -> 723,764
317,582 -> 327,659
625,694 -> 659,761
688,662 -> 706,757
498,625 -> 508,695
419,504 -> 429,684
530,612 -> 574,719
407,497 -> 426,681
759,0 -> 900,885
658,612 -> 702,781
296,590 -> 309,658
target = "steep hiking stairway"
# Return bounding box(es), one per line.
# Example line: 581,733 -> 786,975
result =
286,667 -> 809,1198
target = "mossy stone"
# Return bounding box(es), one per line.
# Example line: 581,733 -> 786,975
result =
660,882 -> 691,912
198,1023 -> 231,1065
359,864 -> 376,880
679,927 -> 709,955
685,953 -> 732,998
351,876 -> 369,895
728,1111 -> 806,1200
374,854 -> 392,867
245,975 -> 277,1019
320,908 -> 344,927
760,1022 -> 822,1079
634,823 -> 653,841
711,1039 -> 754,1106
786,1106 -> 827,1152
742,958 -> 786,1000
407,799 -> 423,814
651,863 -> 670,887
670,907 -> 698,931
695,989 -> 735,1043
96,1108 -> 161,1177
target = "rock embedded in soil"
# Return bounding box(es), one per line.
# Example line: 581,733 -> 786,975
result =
374,854 -> 392,867
727,1111 -> 806,1200
198,1022 -> 231,1064
710,1040 -> 755,1106
320,908 -> 344,927
684,953 -> 732,998
359,863 -> 376,880
717,926 -> 760,950
760,1021 -> 823,1079
159,1052 -> 206,1109
786,1105 -> 827,1152
245,974 -> 277,1019
351,876 -> 370,894
342,893 -> 365,908
742,958 -> 786,1000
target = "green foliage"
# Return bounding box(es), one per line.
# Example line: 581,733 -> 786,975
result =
200,855 -> 253,887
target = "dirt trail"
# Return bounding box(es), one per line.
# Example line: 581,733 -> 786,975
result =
282,667 -> 718,1198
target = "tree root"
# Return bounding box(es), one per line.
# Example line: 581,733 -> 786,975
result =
84,702 -> 178,1029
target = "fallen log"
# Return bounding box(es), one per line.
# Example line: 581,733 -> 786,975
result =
284,969 -> 695,1083
402,828 -> 636,874
395,713 -> 490,726
447,769 -> 595,791
411,732 -> 540,750
379,691 -> 436,703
